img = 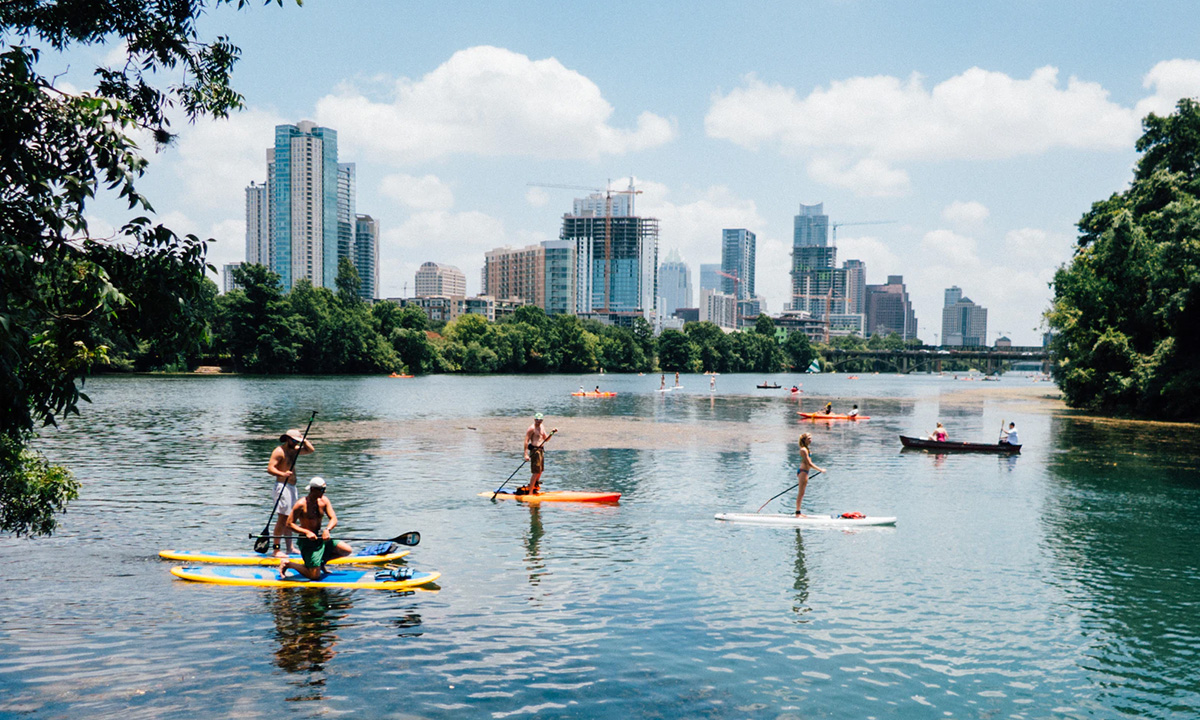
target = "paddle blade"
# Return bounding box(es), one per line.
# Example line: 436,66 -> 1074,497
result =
394,531 -> 420,547
252,534 -> 271,554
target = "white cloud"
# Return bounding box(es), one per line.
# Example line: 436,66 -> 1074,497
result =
941,200 -> 990,228
836,234 -> 902,284
377,210 -> 506,297
315,46 -> 675,163
166,107 -> 286,210
921,229 -> 980,268
380,174 -> 455,211
704,63 -> 1200,195
525,187 -> 550,207
1002,227 -> 1073,265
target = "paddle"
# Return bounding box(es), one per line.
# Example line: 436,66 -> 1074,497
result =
253,411 -> 316,554
998,418 -> 1006,443
755,470 -> 824,513
249,531 -> 421,547
491,428 -> 557,499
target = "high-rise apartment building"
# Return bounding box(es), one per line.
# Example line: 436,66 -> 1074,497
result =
843,259 -> 867,315
720,229 -> 756,301
794,202 -> 830,248
269,121 -> 340,290
700,288 -> 738,330
483,244 -> 545,306
790,203 -> 840,316
560,192 -> 658,323
658,249 -> 693,317
354,214 -> 379,300
699,263 -> 721,293
415,262 -> 466,298
245,181 -> 270,267
222,262 -> 244,294
337,163 -> 356,267
542,240 -> 576,316
942,290 -> 988,346
865,275 -> 918,340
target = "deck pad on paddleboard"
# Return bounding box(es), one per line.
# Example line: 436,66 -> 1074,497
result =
170,565 -> 439,589
481,490 -> 620,503
158,547 -> 410,565
715,512 -> 896,527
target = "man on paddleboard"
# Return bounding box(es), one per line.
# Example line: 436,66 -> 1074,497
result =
518,413 -> 557,495
279,478 -> 352,580
267,428 -> 315,558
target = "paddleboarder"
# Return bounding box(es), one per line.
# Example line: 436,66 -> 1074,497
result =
795,433 -> 826,517
267,428 -> 315,558
517,413 -> 557,495
279,478 -> 352,580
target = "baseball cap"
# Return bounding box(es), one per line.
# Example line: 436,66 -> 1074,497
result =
308,477 -> 326,490
534,413 -> 544,420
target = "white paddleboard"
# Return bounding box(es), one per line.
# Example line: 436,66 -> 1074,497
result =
715,512 -> 897,527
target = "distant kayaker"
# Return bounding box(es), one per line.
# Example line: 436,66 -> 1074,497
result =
279,478 -> 351,580
795,433 -> 826,517
595,386 -> 601,394
929,422 -> 948,441
518,413 -> 557,495
1001,422 -> 1020,445
822,402 -> 833,415
267,428 -> 315,558
848,404 -> 860,418
579,385 -> 585,393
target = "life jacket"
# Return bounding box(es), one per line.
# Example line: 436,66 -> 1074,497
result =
840,512 -> 865,519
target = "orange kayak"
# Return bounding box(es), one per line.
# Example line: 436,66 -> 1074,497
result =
388,373 -> 414,378
798,412 -> 869,420
480,491 -> 621,503
571,391 -> 617,397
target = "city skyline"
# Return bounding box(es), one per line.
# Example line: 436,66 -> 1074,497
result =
48,1 -> 1200,344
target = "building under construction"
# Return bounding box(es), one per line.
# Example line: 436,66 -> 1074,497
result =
560,193 -> 659,326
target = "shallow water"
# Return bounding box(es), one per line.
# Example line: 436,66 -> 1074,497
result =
3,372 -> 1199,718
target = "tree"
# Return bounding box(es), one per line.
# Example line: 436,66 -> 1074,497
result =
1047,98 -> 1200,418
1,1 -> 288,534
657,329 -> 699,372
753,314 -> 776,336
783,330 -> 816,371
684,321 -> 731,372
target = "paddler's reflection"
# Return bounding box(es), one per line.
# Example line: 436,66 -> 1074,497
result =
791,530 -> 810,621
268,587 -> 351,686
525,504 -> 546,586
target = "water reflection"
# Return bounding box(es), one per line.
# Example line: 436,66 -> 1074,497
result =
525,504 -> 546,586
267,588 -> 352,700
791,530 -> 810,621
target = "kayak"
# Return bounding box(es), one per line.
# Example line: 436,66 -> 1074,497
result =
480,490 -> 621,503
715,512 -> 896,527
388,373 -> 414,378
899,435 -> 1021,453
158,546 -> 410,566
170,564 -> 440,589
571,391 -> 618,397
798,412 -> 870,420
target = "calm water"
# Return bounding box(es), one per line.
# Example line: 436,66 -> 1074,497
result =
2,373 -> 1199,719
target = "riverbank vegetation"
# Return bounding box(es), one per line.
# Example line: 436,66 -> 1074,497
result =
1047,99 -> 1200,420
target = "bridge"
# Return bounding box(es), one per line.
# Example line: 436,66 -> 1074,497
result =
822,346 -> 1050,374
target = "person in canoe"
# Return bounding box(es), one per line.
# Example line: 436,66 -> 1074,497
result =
1000,422 -> 1020,445
278,478 -> 352,580
517,413 -> 557,495
267,428 -> 315,558
848,404 -> 860,418
795,432 -> 826,517
928,422 -> 948,441
822,402 -> 833,415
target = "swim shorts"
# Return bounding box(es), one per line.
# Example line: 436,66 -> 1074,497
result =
271,481 -> 298,515
529,445 -> 544,474
298,537 -> 339,568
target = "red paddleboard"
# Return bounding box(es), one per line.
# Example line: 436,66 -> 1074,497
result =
481,491 -> 620,503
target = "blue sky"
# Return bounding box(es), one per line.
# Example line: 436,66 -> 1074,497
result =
50,0 -> 1200,344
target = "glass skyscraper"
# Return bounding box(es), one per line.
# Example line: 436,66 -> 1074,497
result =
658,249 -> 692,316
560,193 -> 658,323
269,121 -> 340,290
354,214 -> 379,300
720,228 -> 756,301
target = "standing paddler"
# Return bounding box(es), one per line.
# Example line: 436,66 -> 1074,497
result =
517,413 -> 557,495
267,428 -> 315,558
795,432 -> 826,517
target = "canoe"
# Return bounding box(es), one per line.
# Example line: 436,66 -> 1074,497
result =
571,391 -> 618,397
756,384 -> 781,389
480,490 -> 621,503
715,513 -> 896,527
158,546 -> 410,566
170,564 -> 439,589
798,412 -> 870,420
899,435 -> 1021,453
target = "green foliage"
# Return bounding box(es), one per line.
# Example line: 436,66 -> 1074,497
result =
657,329 -> 699,372
782,330 -> 816,370
1,1 -> 291,534
1047,98 -> 1200,418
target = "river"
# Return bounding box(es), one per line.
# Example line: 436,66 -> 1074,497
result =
2,372 -> 1198,718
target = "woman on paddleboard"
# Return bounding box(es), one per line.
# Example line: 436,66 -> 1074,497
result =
795,433 -> 825,517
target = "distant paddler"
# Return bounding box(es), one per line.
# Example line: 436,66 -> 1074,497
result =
267,428 -> 315,558
822,402 -> 833,415
1000,422 -> 1020,445
278,478 -> 352,580
517,413 -> 557,495
795,433 -> 826,517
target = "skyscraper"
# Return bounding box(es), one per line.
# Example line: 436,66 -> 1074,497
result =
483,244 -> 545,305
942,290 -> 988,346
658,249 -> 692,316
720,229 -> 756,301
415,262 -> 466,297
699,263 -> 721,293
794,202 -> 830,248
337,162 -> 356,269
269,121 -> 339,290
542,239 -> 576,316
244,181 -> 269,267
790,203 -> 842,316
354,214 -> 379,300
843,259 -> 866,315
560,192 -> 658,323
865,275 -> 918,340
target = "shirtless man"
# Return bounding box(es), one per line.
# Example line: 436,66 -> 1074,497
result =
518,413 -> 557,495
267,428 -> 315,558
279,478 -> 352,580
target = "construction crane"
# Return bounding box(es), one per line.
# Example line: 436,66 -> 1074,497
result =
714,269 -> 743,326
831,220 -> 896,243
527,179 -> 642,313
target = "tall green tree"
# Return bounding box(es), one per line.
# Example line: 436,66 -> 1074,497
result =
1,0 -> 288,534
1047,98 -> 1200,418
